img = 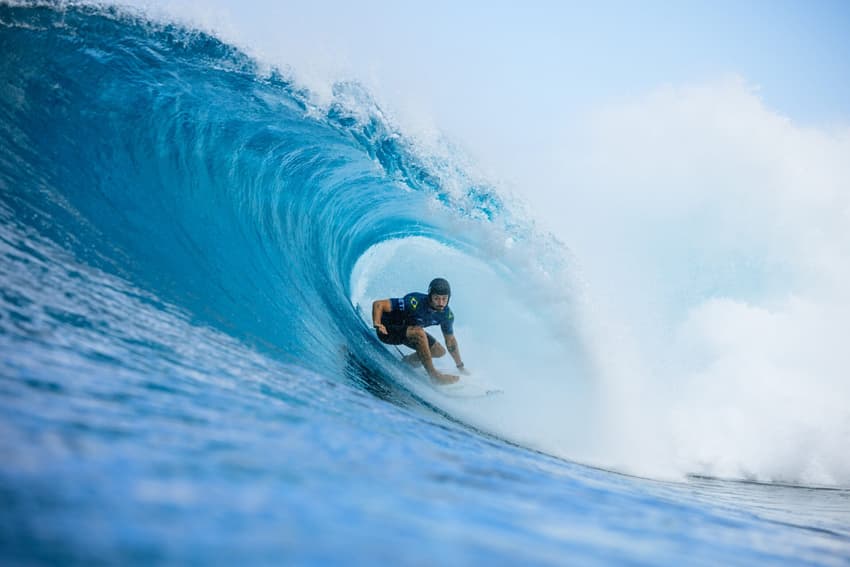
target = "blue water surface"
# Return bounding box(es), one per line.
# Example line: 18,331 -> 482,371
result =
1,4 -> 848,565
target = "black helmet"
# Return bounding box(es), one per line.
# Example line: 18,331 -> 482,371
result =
428,277 -> 451,298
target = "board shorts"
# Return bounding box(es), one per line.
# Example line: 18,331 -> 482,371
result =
377,325 -> 437,350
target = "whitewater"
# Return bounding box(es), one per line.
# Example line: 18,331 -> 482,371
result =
1,3 -> 849,564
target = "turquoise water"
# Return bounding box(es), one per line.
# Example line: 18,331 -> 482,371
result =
1,4 -> 848,564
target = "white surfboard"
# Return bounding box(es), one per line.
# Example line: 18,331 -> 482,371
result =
434,376 -> 504,398
392,346 -> 503,398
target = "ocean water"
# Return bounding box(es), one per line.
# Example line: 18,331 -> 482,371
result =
1,3 -> 849,565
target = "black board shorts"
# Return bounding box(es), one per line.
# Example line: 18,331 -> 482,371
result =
377,325 -> 437,349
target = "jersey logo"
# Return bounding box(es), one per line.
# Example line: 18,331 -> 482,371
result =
410,297 -> 418,309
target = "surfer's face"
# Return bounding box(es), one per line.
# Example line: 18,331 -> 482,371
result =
429,294 -> 449,311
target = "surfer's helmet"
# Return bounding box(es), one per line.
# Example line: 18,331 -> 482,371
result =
428,277 -> 451,299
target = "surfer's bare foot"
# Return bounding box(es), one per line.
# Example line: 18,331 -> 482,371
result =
431,371 -> 459,385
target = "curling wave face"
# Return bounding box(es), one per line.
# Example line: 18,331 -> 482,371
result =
0,2 -> 591,457
0,3 -> 520,373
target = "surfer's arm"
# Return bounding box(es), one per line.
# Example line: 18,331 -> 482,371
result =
444,333 -> 465,370
371,299 -> 391,335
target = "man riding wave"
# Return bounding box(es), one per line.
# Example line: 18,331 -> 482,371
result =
372,278 -> 468,384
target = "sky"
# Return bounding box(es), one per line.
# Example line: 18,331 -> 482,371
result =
125,0 -> 850,145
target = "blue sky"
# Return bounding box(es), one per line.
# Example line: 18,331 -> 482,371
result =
131,0 -> 850,125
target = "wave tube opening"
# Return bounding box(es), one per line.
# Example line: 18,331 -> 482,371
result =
349,236 -> 604,466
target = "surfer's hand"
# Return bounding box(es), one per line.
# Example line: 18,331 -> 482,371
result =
374,323 -> 388,336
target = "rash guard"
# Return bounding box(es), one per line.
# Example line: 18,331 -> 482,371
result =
381,292 -> 454,335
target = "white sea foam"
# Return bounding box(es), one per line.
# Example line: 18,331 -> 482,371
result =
521,78 -> 850,485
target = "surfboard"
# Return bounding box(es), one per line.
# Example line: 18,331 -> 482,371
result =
436,377 -> 505,399
392,346 -> 504,399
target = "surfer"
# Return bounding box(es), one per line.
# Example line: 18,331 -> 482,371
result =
372,278 -> 468,384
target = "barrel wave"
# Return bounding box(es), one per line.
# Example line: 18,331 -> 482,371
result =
2,4 -> 849,564
1,3 -> 501,365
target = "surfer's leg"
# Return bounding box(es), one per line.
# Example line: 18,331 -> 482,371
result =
402,352 -> 422,367
429,338 -> 446,358
402,329 -> 457,383
405,326 -> 437,375
402,332 -> 442,364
